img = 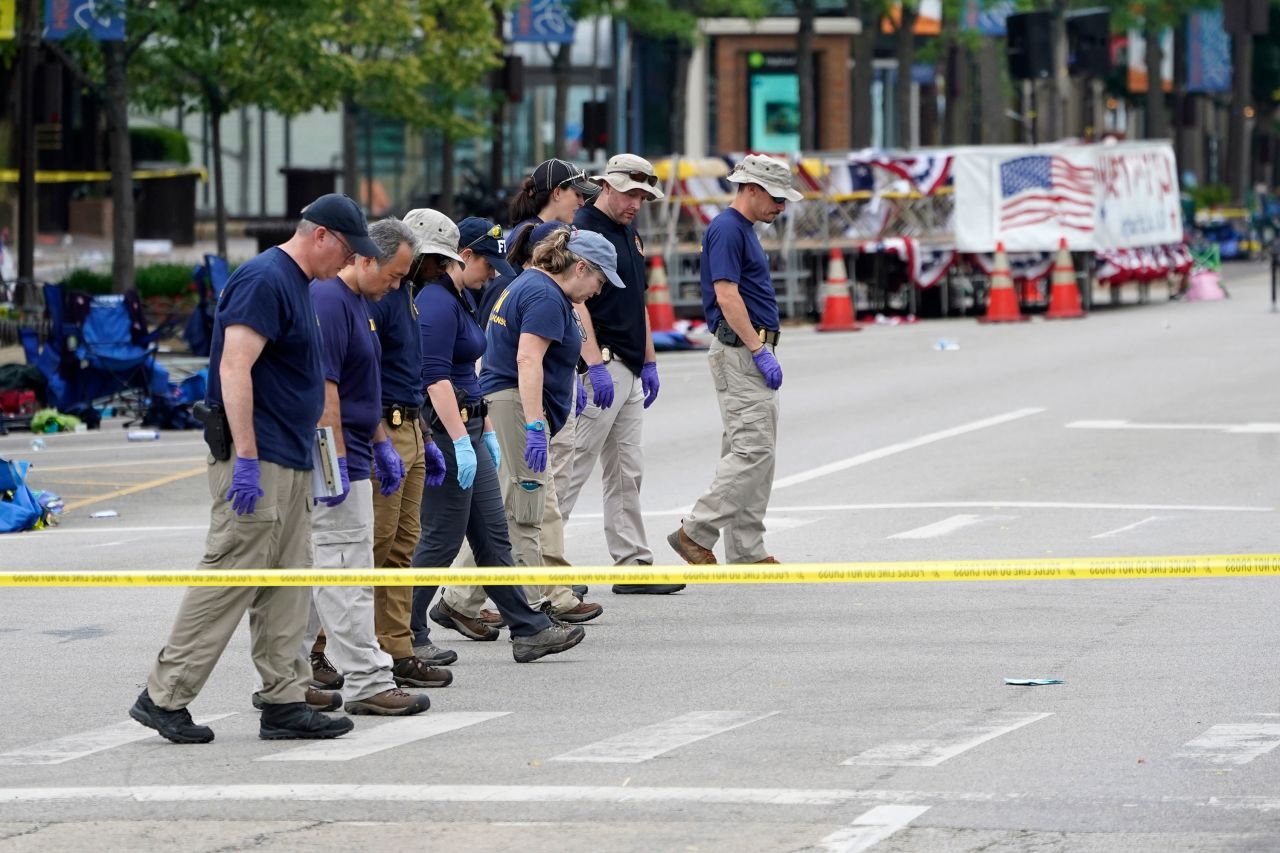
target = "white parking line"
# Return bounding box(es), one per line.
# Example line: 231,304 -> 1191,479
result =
1091,516 -> 1166,539
551,711 -> 778,764
1067,420 -> 1280,434
888,514 -> 1015,540
842,712 -> 1052,767
0,715 -> 237,766
256,712 -> 509,762
772,409 -> 1046,491
572,500 -> 1273,519
815,805 -> 931,853
1175,717 -> 1280,766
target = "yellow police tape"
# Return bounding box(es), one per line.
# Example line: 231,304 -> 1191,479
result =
0,167 -> 208,184
2,554 -> 1277,588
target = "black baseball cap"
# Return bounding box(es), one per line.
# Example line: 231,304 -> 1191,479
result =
457,217 -> 516,277
300,193 -> 380,258
532,159 -> 598,197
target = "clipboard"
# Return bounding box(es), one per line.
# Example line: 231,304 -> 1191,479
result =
312,426 -> 342,498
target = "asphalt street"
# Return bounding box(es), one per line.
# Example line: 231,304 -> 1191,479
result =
1,265 -> 1279,851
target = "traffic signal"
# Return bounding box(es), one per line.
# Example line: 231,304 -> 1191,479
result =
582,101 -> 609,151
1067,10 -> 1111,78
1006,12 -> 1053,80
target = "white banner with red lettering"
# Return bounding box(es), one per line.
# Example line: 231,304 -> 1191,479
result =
954,142 -> 1182,252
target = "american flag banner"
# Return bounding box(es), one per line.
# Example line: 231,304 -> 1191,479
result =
999,155 -> 1096,234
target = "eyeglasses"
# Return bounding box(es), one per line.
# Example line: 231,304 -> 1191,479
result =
573,311 -> 587,341
326,229 -> 355,264
464,224 -> 503,251
580,258 -> 608,290
609,169 -> 657,187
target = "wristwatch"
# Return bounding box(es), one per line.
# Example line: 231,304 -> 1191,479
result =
525,420 -> 546,431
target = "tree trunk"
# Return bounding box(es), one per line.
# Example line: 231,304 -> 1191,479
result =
553,42 -> 571,158
1144,21 -> 1167,140
942,23 -> 969,145
895,8 -> 917,148
797,0 -> 817,150
342,98 -> 358,198
1048,0 -> 1068,142
210,105 -> 228,258
1226,30 -> 1251,202
103,40 -> 135,295
670,41 -> 692,155
849,0 -> 876,148
977,40 -> 1007,144
440,134 -> 457,218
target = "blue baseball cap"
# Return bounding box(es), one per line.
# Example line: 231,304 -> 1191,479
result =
569,229 -> 625,289
300,193 -> 380,258
457,217 -> 516,277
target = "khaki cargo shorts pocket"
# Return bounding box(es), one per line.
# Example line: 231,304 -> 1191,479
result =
202,504 -> 280,566
708,349 -> 729,394
505,476 -> 547,526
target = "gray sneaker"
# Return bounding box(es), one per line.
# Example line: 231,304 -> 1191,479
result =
512,622 -> 585,663
411,642 -> 458,666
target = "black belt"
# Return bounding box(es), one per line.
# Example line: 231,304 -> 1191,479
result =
428,399 -> 488,431
383,404 -> 421,428
715,323 -> 781,349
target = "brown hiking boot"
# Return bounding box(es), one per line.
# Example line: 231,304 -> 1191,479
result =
756,556 -> 780,564
544,600 -> 604,624
309,652 -> 344,690
392,656 -> 454,688
430,600 -> 500,641
667,528 -> 716,565
252,688 -> 342,712
479,608 -> 507,627
344,688 -> 431,716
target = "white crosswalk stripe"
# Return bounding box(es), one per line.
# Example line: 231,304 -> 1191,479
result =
551,711 -> 779,764
0,714 -> 238,766
842,712 -> 1052,767
256,712 -> 510,762
887,514 -> 1016,540
815,805 -> 931,852
1175,716 -> 1280,766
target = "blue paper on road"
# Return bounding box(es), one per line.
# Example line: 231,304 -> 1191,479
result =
1005,678 -> 1064,686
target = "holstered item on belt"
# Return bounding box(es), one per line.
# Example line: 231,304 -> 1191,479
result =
383,403 -> 422,428
577,347 -> 612,374
714,322 -> 781,349
427,399 -> 489,433
192,401 -> 231,461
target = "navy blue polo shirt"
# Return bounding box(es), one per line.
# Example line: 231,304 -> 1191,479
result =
416,277 -> 484,406
311,277 -> 383,482
480,269 -> 581,436
574,203 -> 648,375
207,247 -> 323,471
364,282 -> 423,409
700,208 -> 780,333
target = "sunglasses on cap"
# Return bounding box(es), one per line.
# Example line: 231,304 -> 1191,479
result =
609,169 -> 658,187
464,224 -> 503,250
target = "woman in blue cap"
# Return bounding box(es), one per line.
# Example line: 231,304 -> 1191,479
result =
479,227 -> 625,622
408,216 -> 586,665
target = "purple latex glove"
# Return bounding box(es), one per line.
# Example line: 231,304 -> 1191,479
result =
574,376 -> 587,418
424,440 -> 447,487
523,426 -> 548,473
586,362 -> 614,409
751,347 -> 783,390
373,439 -> 404,497
641,361 -> 659,408
225,456 -> 264,515
317,457 -> 350,507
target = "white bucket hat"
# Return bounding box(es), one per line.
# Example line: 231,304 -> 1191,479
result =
726,154 -> 803,202
592,153 -> 665,200
402,208 -> 464,262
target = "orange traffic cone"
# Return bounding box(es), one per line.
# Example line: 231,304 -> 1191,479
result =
979,242 -> 1028,323
1045,238 -> 1085,319
817,248 -> 860,332
645,254 -> 676,333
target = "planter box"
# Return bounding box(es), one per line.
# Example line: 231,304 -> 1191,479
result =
69,198 -> 113,238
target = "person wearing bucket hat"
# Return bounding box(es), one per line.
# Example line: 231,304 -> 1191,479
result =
362,208 -> 457,681
555,153 -> 682,595
667,154 -> 800,568
407,216 -> 586,663
479,227 -> 624,623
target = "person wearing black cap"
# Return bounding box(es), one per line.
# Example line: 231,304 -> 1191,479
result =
407,217 -> 585,663
130,193 -> 373,744
560,154 -> 683,595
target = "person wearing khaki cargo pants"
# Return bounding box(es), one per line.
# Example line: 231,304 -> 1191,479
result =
370,417 -> 426,660
669,155 -> 799,567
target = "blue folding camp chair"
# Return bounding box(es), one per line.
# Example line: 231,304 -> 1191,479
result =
25,283 -> 170,426
183,254 -> 231,356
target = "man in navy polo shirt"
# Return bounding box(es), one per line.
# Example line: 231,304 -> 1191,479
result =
667,155 -> 801,568
132,194 -> 372,744
560,153 -> 683,595
305,216 -> 440,716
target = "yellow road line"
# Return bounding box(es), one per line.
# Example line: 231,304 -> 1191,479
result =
2,554 -> 1276,587
61,466 -> 207,512
32,457 -> 205,473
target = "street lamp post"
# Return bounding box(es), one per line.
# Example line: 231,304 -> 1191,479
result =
15,0 -> 40,313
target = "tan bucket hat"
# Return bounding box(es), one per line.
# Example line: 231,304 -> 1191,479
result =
402,208 -> 464,262
592,153 -> 665,200
726,154 -> 802,202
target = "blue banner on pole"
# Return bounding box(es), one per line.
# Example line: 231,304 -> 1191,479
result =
44,0 -> 125,41
511,0 -> 575,44
961,0 -> 1014,36
1186,9 -> 1231,94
